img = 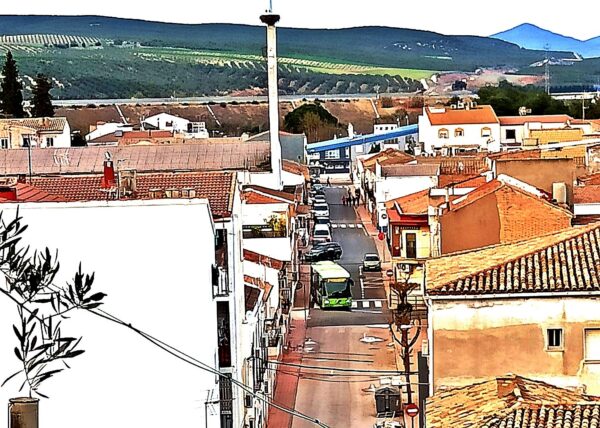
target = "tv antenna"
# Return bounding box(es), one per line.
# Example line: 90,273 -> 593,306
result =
267,0 -> 273,12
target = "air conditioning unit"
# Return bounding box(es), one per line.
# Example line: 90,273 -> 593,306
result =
244,394 -> 253,408
400,263 -> 413,274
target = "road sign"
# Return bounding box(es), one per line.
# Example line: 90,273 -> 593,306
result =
405,403 -> 419,418
378,232 -> 385,241
386,269 -> 394,277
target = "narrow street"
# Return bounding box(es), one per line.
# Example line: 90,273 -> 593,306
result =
290,187 -> 399,428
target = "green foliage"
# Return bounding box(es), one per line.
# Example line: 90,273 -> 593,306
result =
284,103 -> 339,134
477,81 -> 570,116
31,74 -> 54,117
0,211 -> 105,398
0,51 -> 25,118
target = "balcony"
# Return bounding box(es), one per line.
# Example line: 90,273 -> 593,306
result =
243,227 -> 287,239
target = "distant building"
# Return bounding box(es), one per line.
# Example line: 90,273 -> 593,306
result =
143,112 -> 209,138
85,121 -> 134,145
498,115 -> 574,149
0,117 -> 71,148
247,131 -> 307,164
418,104 -> 500,154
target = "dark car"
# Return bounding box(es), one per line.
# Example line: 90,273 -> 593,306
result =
303,242 -> 342,262
313,242 -> 342,259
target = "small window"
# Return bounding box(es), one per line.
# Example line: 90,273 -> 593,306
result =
547,328 -> 563,351
324,150 -> 338,159
506,129 -> 516,140
455,128 -> 464,137
22,137 -> 30,147
481,127 -> 492,137
46,137 -> 54,147
438,128 -> 449,139
0,138 -> 8,149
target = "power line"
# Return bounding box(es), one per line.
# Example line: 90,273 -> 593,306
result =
265,358 -> 419,375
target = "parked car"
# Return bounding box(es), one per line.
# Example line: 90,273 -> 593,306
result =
314,216 -> 331,230
312,183 -> 325,192
304,246 -> 333,263
313,242 -> 342,259
312,203 -> 329,218
312,223 -> 332,243
313,194 -> 327,205
362,253 -> 381,271
307,189 -> 325,204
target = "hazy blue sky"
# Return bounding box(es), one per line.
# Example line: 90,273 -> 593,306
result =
2,0 -> 598,40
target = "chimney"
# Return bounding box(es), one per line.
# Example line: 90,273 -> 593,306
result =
260,9 -> 283,190
101,160 -> 116,189
552,182 -> 567,204
496,375 -> 521,400
0,177 -> 18,201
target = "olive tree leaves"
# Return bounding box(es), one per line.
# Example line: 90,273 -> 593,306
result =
0,210 -> 106,398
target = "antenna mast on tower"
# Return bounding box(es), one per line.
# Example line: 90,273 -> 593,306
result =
544,44 -> 551,95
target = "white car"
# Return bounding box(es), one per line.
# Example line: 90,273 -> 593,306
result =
312,223 -> 332,243
312,203 -> 329,218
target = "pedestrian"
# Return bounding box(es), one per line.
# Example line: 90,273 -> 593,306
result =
327,177 -> 331,187
342,195 -> 347,206
350,195 -> 355,206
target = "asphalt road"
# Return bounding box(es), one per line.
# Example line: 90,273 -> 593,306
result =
307,187 -> 389,328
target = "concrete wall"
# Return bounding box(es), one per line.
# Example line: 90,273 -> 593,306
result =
0,199 -> 219,428
430,297 -> 600,394
494,158 -> 576,205
440,192 -> 500,254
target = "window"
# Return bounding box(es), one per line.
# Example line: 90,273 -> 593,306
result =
0,138 -> 8,149
481,127 -> 492,137
46,137 -> 54,147
546,328 -> 563,351
506,129 -> 516,140
324,150 -> 338,159
585,329 -> 600,361
438,128 -> 449,139
454,128 -> 465,137
22,137 -> 30,147
405,233 -> 417,259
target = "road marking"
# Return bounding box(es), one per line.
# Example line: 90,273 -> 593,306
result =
340,224 -> 347,229
357,224 -> 364,228
331,224 -> 338,229
374,300 -> 383,308
351,301 -> 358,308
360,301 -> 368,308
348,224 -> 355,228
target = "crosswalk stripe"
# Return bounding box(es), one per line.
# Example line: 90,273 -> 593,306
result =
348,224 -> 355,228
351,301 -> 357,308
360,301 -> 368,308
357,224 -> 364,228
340,224 -> 347,229
374,300 -> 383,308
331,224 -> 338,229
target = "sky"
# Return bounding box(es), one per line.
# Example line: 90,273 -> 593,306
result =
2,0 -> 599,40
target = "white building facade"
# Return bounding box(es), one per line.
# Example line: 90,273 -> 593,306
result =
418,105 -> 500,154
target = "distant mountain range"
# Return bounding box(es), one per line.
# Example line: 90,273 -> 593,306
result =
492,23 -> 600,58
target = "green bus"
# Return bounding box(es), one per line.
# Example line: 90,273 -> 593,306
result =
310,261 -> 354,309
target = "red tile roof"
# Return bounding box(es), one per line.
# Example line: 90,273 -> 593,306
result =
282,160 -> 309,180
484,404 -> 600,428
417,156 -> 489,175
122,130 -> 172,139
438,174 -> 488,188
243,249 -> 285,270
361,149 -> 415,172
244,185 -> 296,203
0,143 -> 271,175
498,115 -> 573,126
426,223 -> 600,296
425,105 -> 499,126
574,185 -> 600,204
381,164 -> 439,177
30,172 -> 237,217
427,374 -> 599,428
1,117 -> 68,132
578,173 -> 600,185
0,182 -> 67,203
387,189 -> 431,214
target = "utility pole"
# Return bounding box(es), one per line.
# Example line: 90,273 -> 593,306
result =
389,270 -> 422,404
583,94 -> 588,121
544,44 -> 551,95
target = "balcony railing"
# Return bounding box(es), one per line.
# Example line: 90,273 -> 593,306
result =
243,228 -> 287,239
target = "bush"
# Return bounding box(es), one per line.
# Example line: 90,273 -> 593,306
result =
381,97 -> 393,108
219,102 -> 227,108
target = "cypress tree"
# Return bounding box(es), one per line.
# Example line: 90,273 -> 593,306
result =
31,74 -> 54,118
0,51 -> 25,118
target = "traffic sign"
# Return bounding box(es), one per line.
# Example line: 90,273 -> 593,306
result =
378,232 -> 385,241
386,269 -> 394,277
405,403 -> 419,418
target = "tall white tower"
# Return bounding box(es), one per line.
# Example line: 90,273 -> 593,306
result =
260,9 -> 283,190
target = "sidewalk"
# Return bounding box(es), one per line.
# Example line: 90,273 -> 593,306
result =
267,268 -> 309,428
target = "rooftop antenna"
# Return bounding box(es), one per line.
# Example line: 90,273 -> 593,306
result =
544,44 -> 550,95
268,0 -> 273,12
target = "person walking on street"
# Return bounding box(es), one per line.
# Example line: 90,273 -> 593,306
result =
327,177 -> 331,187
342,195 -> 347,206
